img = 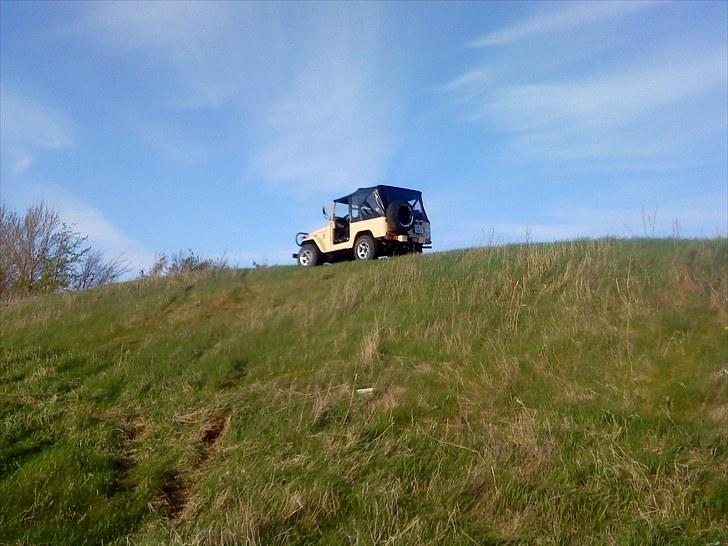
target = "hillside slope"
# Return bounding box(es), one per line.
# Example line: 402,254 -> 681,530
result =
1,239 -> 726,545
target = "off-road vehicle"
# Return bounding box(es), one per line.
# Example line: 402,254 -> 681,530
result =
293,185 -> 432,266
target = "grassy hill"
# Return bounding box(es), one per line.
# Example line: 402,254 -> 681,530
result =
1,239 -> 726,545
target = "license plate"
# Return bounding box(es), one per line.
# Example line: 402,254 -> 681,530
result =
414,224 -> 424,234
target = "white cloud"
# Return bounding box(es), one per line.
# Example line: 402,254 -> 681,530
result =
11,154 -> 33,176
468,1 -> 659,47
253,5 -> 401,194
457,50 -> 726,161
77,3 -> 402,194
0,90 -> 73,174
484,194 -> 728,242
12,184 -> 154,275
445,2 -> 728,165
57,198 -> 153,270
254,74 -> 398,193
426,185 -> 727,250
469,51 -> 726,132
138,122 -> 211,164
440,68 -> 492,93
83,1 -> 248,109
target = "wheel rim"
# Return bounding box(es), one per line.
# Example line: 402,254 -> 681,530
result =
356,241 -> 370,259
299,249 -> 313,266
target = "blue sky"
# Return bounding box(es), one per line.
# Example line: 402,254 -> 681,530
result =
1,1 -> 726,271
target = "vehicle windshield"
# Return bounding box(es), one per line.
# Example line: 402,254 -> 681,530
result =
333,200 -> 349,219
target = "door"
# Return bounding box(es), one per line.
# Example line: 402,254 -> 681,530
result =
333,200 -> 350,244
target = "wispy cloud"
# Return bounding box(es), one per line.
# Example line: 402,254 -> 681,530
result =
0,89 -> 73,174
14,184 -> 154,274
478,51 -> 726,160
254,71 -> 397,193
138,122 -> 212,165
469,52 -> 726,129
0,88 -> 151,272
253,4 -> 401,194
444,3 -> 727,165
77,2 -> 402,194
58,197 -> 154,272
443,192 -> 728,246
487,193 -> 727,241
439,68 -> 491,93
82,1 -> 247,109
468,1 -> 659,47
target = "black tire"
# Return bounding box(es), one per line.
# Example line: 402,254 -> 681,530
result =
354,234 -> 378,261
298,243 -> 321,267
386,201 -> 414,232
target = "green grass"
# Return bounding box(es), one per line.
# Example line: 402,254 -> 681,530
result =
1,238 -> 726,545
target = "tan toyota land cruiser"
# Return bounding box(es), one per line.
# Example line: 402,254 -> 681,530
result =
293,185 -> 432,266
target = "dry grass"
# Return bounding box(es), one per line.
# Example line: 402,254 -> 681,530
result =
1,238 -> 726,545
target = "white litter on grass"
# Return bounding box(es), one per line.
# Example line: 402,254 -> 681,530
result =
356,387 -> 375,395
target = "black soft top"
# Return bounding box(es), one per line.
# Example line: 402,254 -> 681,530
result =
334,185 -> 422,204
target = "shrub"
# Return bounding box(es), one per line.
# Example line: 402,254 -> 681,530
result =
0,202 -> 128,300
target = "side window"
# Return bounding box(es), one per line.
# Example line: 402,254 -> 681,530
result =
361,194 -> 382,219
335,201 -> 349,219
350,195 -> 360,221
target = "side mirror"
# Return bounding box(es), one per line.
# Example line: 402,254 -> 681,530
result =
322,206 -> 329,219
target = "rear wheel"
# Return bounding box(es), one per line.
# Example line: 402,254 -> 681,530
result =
354,234 -> 378,261
298,243 -> 321,267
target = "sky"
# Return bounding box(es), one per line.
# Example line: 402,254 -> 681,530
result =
1,0 -> 726,272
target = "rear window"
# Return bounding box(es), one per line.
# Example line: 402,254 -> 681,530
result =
351,191 -> 383,221
379,188 -> 428,221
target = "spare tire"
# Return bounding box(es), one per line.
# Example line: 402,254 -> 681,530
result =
386,201 -> 414,232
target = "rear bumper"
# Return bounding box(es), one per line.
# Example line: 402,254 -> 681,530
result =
388,233 -> 430,244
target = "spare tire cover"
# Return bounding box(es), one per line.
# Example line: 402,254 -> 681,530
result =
386,201 -> 414,232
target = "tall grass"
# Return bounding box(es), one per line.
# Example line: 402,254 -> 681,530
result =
0,239 -> 726,545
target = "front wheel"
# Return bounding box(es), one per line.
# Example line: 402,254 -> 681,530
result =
298,243 -> 321,267
354,235 -> 378,261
